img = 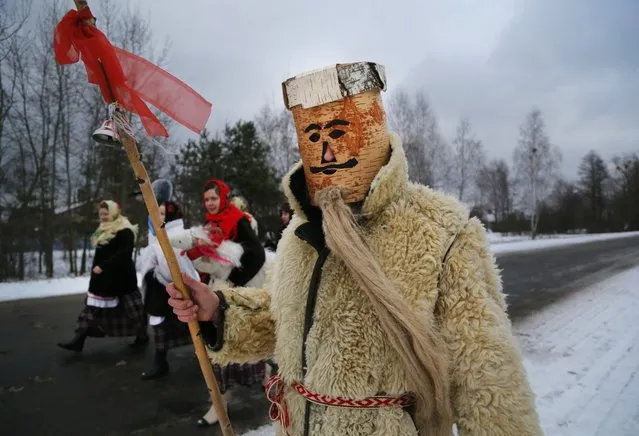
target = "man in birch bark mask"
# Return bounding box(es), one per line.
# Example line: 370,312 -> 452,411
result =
167,62 -> 542,436
283,62 -> 390,205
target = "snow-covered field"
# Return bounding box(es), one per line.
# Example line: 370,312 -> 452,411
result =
241,266 -> 639,436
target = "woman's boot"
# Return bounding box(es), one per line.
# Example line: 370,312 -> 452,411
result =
57,328 -> 88,352
129,326 -> 149,348
197,392 -> 230,427
141,349 -> 169,380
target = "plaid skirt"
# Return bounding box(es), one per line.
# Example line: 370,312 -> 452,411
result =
214,361 -> 267,393
76,291 -> 146,338
151,316 -> 192,352
153,315 -> 265,391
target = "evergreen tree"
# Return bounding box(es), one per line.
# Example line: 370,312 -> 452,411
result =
220,120 -> 281,231
171,129 -> 224,225
172,122 -> 281,236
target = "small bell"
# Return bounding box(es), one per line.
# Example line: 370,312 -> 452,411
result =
92,119 -> 120,146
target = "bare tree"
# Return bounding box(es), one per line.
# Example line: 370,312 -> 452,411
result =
97,0 -> 174,184
54,31 -> 86,275
477,159 -> 512,221
0,0 -> 31,280
513,107 -> 561,239
388,91 -> 424,182
0,0 -> 31,198
255,103 -> 298,178
548,178 -> 584,232
0,1 -> 30,50
68,0 -> 175,267
387,89 -> 450,188
577,150 -> 609,232
611,153 -> 639,230
451,116 -> 485,202
5,1 -> 72,278
0,0 -> 173,280
421,95 -> 452,192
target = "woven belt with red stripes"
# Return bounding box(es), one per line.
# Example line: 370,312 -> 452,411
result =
265,375 -> 416,435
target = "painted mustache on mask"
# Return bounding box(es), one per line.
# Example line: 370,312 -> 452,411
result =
309,158 -> 359,175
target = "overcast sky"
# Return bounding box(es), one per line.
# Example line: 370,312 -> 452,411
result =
90,0 -> 637,179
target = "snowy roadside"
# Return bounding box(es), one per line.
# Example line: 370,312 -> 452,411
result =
490,230 -> 639,255
0,276 -> 90,303
515,265 -> 639,435
0,273 -> 143,303
240,266 -> 639,436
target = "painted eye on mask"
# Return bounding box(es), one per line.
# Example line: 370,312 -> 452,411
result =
328,129 -> 345,139
309,132 -> 321,142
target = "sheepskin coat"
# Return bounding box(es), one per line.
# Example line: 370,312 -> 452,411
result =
204,132 -> 541,436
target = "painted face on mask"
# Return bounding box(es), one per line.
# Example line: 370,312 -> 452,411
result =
283,62 -> 390,204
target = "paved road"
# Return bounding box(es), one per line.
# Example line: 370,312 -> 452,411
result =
1,235 -> 638,436
497,235 -> 639,319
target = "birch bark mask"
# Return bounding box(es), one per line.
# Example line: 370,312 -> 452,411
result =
282,62 -> 390,204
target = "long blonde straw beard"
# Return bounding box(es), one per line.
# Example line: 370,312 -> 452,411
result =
315,187 -> 453,436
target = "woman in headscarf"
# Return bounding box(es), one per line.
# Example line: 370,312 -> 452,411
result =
138,200 -> 200,380
57,200 -> 147,352
184,179 -> 269,427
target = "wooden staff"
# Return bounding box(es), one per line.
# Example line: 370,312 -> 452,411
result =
71,1 -> 234,434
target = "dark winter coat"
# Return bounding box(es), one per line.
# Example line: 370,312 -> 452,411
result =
228,216 -> 266,286
264,222 -> 290,251
143,270 -> 173,317
88,228 -> 138,298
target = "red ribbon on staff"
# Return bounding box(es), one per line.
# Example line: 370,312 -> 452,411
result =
54,7 -> 212,137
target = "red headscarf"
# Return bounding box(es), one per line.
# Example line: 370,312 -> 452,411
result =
184,179 -> 246,264
202,179 -> 245,245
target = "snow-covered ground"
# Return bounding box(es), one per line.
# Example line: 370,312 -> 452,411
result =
14,248 -> 95,281
241,266 -> 639,436
0,273 -> 144,303
488,230 -> 639,254
515,266 -> 639,435
0,276 -> 90,302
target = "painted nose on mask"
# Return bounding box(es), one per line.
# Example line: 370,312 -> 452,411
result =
323,143 -> 336,162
